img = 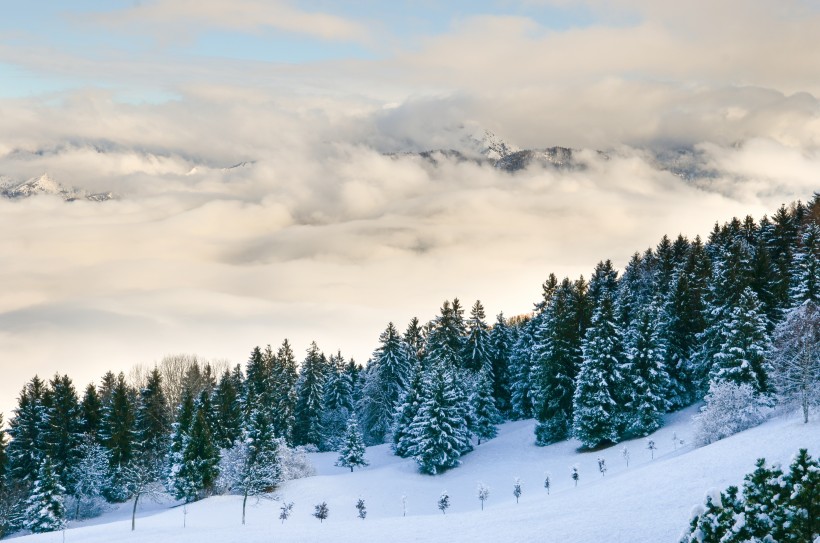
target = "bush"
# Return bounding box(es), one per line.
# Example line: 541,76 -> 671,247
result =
693,381 -> 769,446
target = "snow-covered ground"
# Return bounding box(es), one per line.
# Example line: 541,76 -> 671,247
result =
10,406 -> 819,543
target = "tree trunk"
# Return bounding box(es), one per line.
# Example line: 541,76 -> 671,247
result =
242,491 -> 248,525
131,493 -> 140,531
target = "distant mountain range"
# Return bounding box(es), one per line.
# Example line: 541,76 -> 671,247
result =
0,131 -> 719,203
0,174 -> 114,202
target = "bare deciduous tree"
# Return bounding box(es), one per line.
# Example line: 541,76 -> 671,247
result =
770,301 -> 820,423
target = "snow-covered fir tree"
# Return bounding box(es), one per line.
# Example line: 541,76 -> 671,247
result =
360,323 -> 410,444
407,363 -> 471,474
488,312 -> 513,415
572,293 -> 623,448
622,300 -> 671,437
710,287 -> 771,393
335,416 -> 368,472
24,457 -> 67,533
463,300 -> 492,372
293,342 -> 326,447
7,376 -> 47,484
532,278 -> 582,445
508,317 -> 536,420
392,359 -> 425,458
271,340 -> 299,442
789,223 -> 820,306
134,368 -> 171,471
43,374 -> 83,494
212,366 -> 244,449
321,351 -> 354,450
472,366 -> 502,444
170,403 -> 220,502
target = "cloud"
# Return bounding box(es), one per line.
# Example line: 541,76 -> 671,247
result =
90,0 -> 373,44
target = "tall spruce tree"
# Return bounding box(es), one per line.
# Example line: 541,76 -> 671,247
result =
361,323 -> 410,444
7,376 -> 47,484
321,351 -> 355,450
488,313 -> 512,415
135,368 -> 171,470
622,301 -> 671,436
24,458 -> 67,533
407,363 -> 471,474
271,340 -> 299,442
789,223 -> 820,306
710,287 -> 771,393
508,317 -> 536,420
102,374 -> 136,469
293,342 -> 326,447
392,360 -> 425,458
43,374 -> 83,493
572,293 -> 623,448
212,367 -> 243,449
463,301 -> 492,372
425,300 -> 465,369
80,384 -> 103,442
172,405 -> 219,501
532,278 -> 582,445
472,366 -> 502,444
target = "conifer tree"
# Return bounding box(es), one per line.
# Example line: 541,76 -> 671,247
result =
80,384 -> 103,442
335,416 -> 368,472
533,278 -> 582,445
425,300 -> 465,369
623,301 -> 671,437
408,364 -> 471,474
779,449 -> 819,541
0,413 -> 7,491
463,300 -> 492,372
508,318 -> 535,420
572,294 -> 623,448
361,323 -> 409,444
135,368 -> 171,469
789,224 -> 820,306
403,317 -> 425,363
24,458 -> 67,533
172,405 -> 219,501
272,340 -> 299,442
472,366 -> 502,444
43,374 -> 83,493
7,376 -> 47,485
294,342 -> 326,447
741,458 -> 785,540
488,313 -> 512,415
392,360 -> 424,458
321,352 -> 355,450
710,287 -> 771,393
102,374 -> 137,469
212,367 -> 243,449
697,238 -> 756,390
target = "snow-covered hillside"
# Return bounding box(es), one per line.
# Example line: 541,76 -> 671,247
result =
11,407 -> 818,543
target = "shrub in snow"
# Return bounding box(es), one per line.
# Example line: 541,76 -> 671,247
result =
279,501 -> 294,524
597,457 -> 607,477
571,465 -> 579,487
401,495 -> 407,517
279,441 -> 317,481
543,473 -> 551,495
356,498 -> 367,519
313,501 -> 329,522
647,440 -> 657,460
513,478 -> 522,503
621,445 -> 630,467
693,381 -> 769,446
477,482 -> 489,510
437,491 -> 450,514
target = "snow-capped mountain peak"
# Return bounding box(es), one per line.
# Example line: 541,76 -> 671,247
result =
0,173 -> 114,202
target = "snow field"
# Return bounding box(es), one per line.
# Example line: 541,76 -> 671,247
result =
12,405 -> 819,543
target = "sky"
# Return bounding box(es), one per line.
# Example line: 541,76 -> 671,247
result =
1,0 -> 820,417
